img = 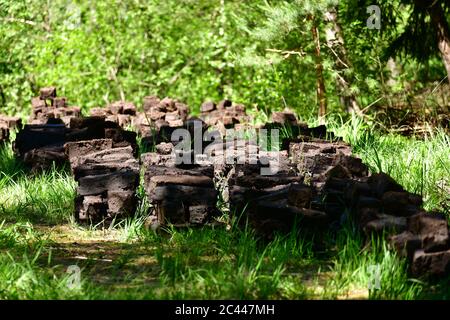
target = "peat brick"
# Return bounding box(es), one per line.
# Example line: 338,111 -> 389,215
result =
107,190 -> 137,217
52,97 -> 67,108
272,111 -> 298,125
363,214 -> 407,234
287,183 -> 313,208
0,127 -> 9,143
412,249 -> 450,278
143,96 -> 161,112
77,170 -> 139,196
40,87 -> 57,99
32,97 -> 47,110
389,231 -> 422,261
368,173 -> 404,199
64,139 -> 113,164
75,195 -> 107,222
381,191 -> 416,216
200,99 -> 249,128
408,212 -> 449,253
70,116 -> 106,130
23,145 -> 67,172
148,185 -> 217,205
31,89 -> 80,125
0,115 -> 22,129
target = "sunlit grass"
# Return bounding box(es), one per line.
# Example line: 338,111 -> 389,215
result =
0,116 -> 448,299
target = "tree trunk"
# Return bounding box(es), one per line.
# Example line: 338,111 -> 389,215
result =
324,8 -> 361,114
428,3 -> 450,84
311,20 -> 327,121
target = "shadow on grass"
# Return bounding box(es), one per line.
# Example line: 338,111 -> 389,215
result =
17,222 -> 325,299
1,220 -> 450,300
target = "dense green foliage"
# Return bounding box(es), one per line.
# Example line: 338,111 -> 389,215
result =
1,0 -> 448,119
0,0 -> 277,115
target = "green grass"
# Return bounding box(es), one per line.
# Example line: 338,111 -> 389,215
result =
1,217 -> 448,300
325,223 -> 424,300
0,117 -> 449,299
0,143 -> 76,224
0,222 -> 96,299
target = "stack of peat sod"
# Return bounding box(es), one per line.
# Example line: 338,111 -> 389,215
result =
14,88 -> 137,172
226,124 -> 357,237
29,87 -> 81,126
322,169 -> 450,278
90,101 -> 137,128
200,99 -> 249,128
281,122 -> 450,278
354,173 -> 450,278
136,96 -> 189,146
142,140 -> 219,229
227,148 -> 314,236
288,135 -> 369,222
65,139 -> 140,224
0,115 -> 21,144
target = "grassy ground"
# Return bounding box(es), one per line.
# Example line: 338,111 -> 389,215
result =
0,117 -> 449,300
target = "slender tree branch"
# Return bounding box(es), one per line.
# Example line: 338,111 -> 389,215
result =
1,17 -> 51,32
